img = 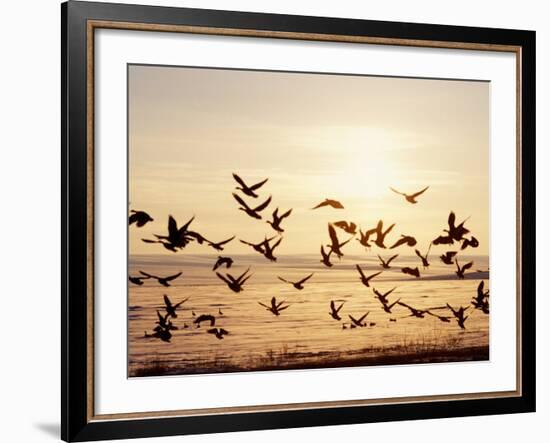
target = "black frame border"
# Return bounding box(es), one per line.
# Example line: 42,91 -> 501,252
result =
62,1 -> 536,441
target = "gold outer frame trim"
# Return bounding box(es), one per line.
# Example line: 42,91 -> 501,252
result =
86,19 -> 523,423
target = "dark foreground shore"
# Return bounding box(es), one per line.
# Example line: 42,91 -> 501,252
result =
129,344 -> 489,377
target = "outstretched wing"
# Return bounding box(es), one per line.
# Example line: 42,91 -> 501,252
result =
139,270 -> 156,279
357,311 -> 370,323
297,273 -> 314,285
389,237 -> 407,249
411,186 -> 429,198
448,211 -> 456,229
462,261 -> 474,272
173,297 -> 190,309
214,236 -> 235,246
390,187 -> 405,197
355,264 -> 366,279
258,301 -> 270,309
328,224 -> 339,247
163,294 -> 173,309
280,208 -> 292,218
387,254 -> 399,264
232,192 -> 251,210
253,195 -> 272,212
249,177 -> 269,191
366,271 -> 382,282
232,173 -> 248,189
216,272 -> 232,285
311,200 -> 329,209
164,272 -> 182,281
277,276 -> 291,284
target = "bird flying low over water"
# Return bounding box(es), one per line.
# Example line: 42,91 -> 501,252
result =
373,287 -> 397,305
390,186 -> 429,204
129,210 -> 154,227
471,281 -> 490,314
311,198 -> 344,210
446,303 -> 470,329
206,236 -> 235,251
356,226 -> 378,249
440,251 -> 458,265
139,271 -> 182,287
333,220 -> 357,235
426,310 -> 452,322
378,254 -> 399,269
348,312 -> 370,327
208,328 -> 229,340
240,236 -> 275,255
329,300 -> 345,321
259,296 -> 290,316
397,301 -> 427,318
232,193 -> 272,219
356,265 -> 382,288
144,326 -> 172,343
262,236 -> 283,262
129,274 -> 150,285
389,235 -> 417,249
232,173 -> 268,198
373,220 -> 395,248
163,294 -> 189,318
193,314 -> 216,328
216,267 -> 252,293
401,267 -> 420,278
380,298 -> 401,314
141,215 -> 196,252
320,245 -> 333,268
278,273 -> 314,290
266,208 -> 292,233
455,259 -> 473,279
156,310 -> 178,330
415,244 -> 431,269
212,256 -> 233,271
461,236 -> 479,250
327,224 -> 353,258
446,211 -> 470,241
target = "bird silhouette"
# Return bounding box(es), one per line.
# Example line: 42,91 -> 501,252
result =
216,267 -> 252,293
471,281 -> 490,314
162,294 -> 189,318
373,287 -> 397,304
262,236 -> 282,262
440,251 -> 458,265
397,301 -> 427,318
266,208 -> 292,233
212,256 -> 233,271
373,220 -> 395,248
390,186 -> 429,204
320,245 -> 333,268
414,244 -> 431,268
129,275 -> 150,286
446,303 -> 470,329
461,236 -> 479,250
333,221 -> 357,235
193,314 -> 216,328
380,298 -> 401,314
348,312 -> 370,327
311,199 -> 344,210
445,211 -> 470,241
401,267 -> 420,278
278,273 -> 314,290
329,300 -> 345,320
144,326 -> 172,342
455,259 -> 473,279
259,296 -> 290,316
378,254 -> 399,269
129,210 -> 154,227
139,271 -> 182,287
432,234 -> 454,245
327,224 -> 353,258
389,235 -> 417,249
356,226 -> 378,248
426,311 -> 451,322
155,310 -> 178,330
356,265 -> 382,288
206,236 -> 235,251
142,215 -> 196,251
232,193 -> 272,219
232,173 -> 268,198
208,328 -> 229,339
240,235 -> 276,255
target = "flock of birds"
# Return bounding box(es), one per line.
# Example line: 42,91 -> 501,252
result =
129,173 -> 489,344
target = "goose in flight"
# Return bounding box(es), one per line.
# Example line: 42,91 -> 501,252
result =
155,310 -> 178,330
356,226 -> 378,249
216,267 -> 252,293
426,311 -> 451,323
139,271 -> 182,287
208,328 -> 229,340
373,286 -> 397,305
380,298 -> 401,314
397,301 -> 427,318
212,256 -> 233,271
440,251 -> 458,265
348,312 -> 370,327
414,244 -> 431,269
471,281 -> 490,314
455,259 -> 473,279
333,220 -> 357,235
232,193 -> 272,219
356,265 -> 381,288
266,208 -> 292,233
142,215 -> 195,251
311,198 -> 344,210
373,220 -> 395,248
129,274 -> 150,286
232,173 -> 268,198
327,224 -> 353,258
278,273 -> 314,290
193,314 -> 216,328
144,326 -> 172,343
378,254 -> 399,269
401,267 -> 420,278
240,235 -> 277,255
329,300 -> 345,320
389,235 -> 417,249
390,186 -> 429,204
162,294 -> 189,318
206,236 -> 235,251
446,303 -> 470,329
259,296 -> 290,316
262,236 -> 283,262
320,245 -> 333,268
129,210 -> 154,227
445,211 -> 470,241
461,236 -> 479,250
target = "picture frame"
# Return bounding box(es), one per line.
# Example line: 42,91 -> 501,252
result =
61,1 -> 536,441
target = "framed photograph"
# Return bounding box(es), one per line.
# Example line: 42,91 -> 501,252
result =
62,1 -> 536,441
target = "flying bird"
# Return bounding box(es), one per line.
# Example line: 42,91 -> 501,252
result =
193,314 -> 216,328
129,274 -> 150,286
455,259 -> 474,279
162,294 -> 189,318
461,236 -> 479,250
432,234 -> 454,246
445,211 -> 470,241
129,210 -> 154,227
373,287 -> 397,304
232,193 -> 272,219
277,273 -> 314,290
266,208 -> 292,233
356,265 -> 382,288
426,311 -> 452,323
378,254 -> 399,269
208,328 -> 229,340
311,199 -> 344,210
212,256 -> 233,271
356,226 -> 378,248
259,296 -> 290,316
401,267 -> 420,278
155,310 -> 178,331
216,267 -> 252,293
262,236 -> 283,262
320,245 -> 333,268
240,235 -> 276,255
348,312 -> 370,327
327,224 -> 353,258
373,220 -> 395,248
440,251 -> 458,265
380,298 -> 401,314
144,326 -> 172,343
142,215 -> 196,251
206,236 -> 235,251
471,281 -> 490,314
389,235 -> 417,249
139,271 -> 182,287
390,186 -> 429,204
446,303 -> 470,329
414,244 -> 432,269
329,300 -> 345,321
232,173 -> 268,198
397,301 -> 427,318
333,220 -> 357,235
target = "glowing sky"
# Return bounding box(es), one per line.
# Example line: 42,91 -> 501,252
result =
128,64 -> 489,255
